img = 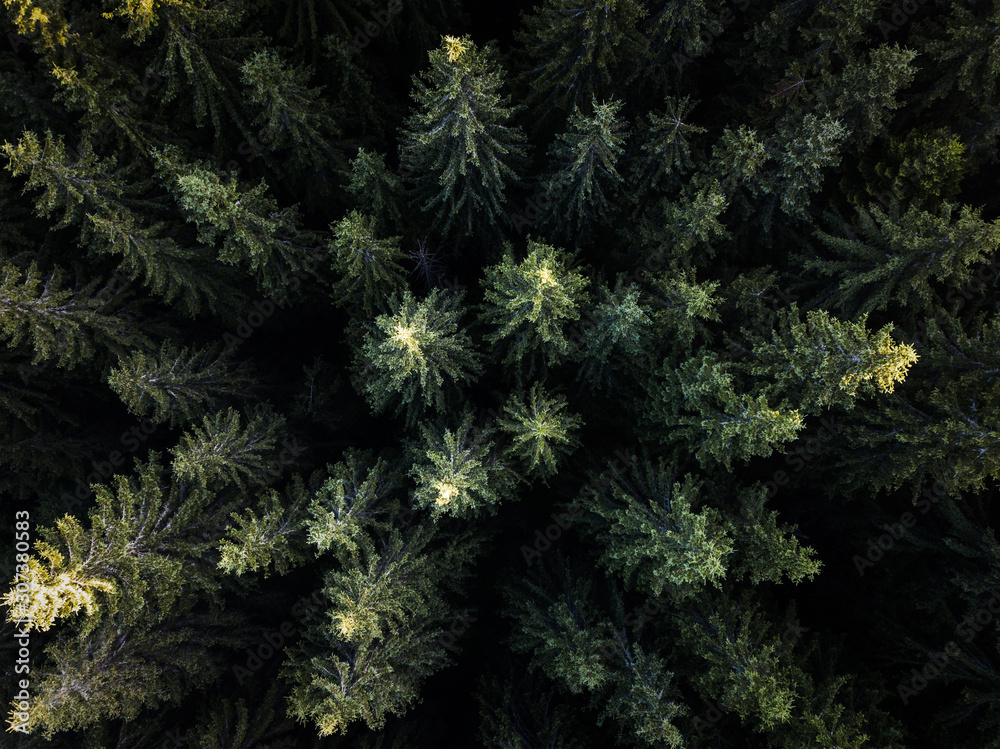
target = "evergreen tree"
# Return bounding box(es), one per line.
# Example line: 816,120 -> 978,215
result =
842,312 -> 1000,495
305,448 -> 406,556
644,266 -> 721,352
772,112 -> 848,222
514,0 -> 647,126
571,275 -> 654,392
598,644 -> 686,748
152,144 -> 320,296
399,35 -> 528,240
477,671 -> 585,748
282,522 -> 480,736
239,47 -> 343,174
801,199 -> 1000,316
678,591 -> 801,732
215,476 -> 313,577
659,352 -> 805,468
641,0 -> 720,89
571,455 -> 733,601
823,44 -> 917,152
190,682 -> 297,749
108,341 -> 254,427
169,405 -> 288,491
0,261 -> 150,368
137,0 -> 263,140
749,306 -> 919,414
328,209 -> 408,315
496,381 -> 583,480
540,98 -> 628,242
630,94 -> 707,200
636,177 -> 730,265
725,485 -> 822,586
1,130 -> 123,228
479,239 -> 590,376
868,125 -> 967,210
504,554 -> 617,695
408,409 -> 516,518
354,287 -> 482,426
346,148 -> 406,234
2,129 -> 236,317
13,603 -> 253,738
3,452 -> 243,634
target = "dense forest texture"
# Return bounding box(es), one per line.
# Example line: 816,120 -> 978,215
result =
2,0 -> 1000,747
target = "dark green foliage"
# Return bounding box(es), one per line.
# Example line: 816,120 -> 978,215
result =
108,341 -> 254,427
346,148 -> 406,233
496,380 -> 583,479
802,199 -> 1000,315
282,521 -> 481,735
571,455 -> 733,601
540,98 -> 629,242
328,209 -> 408,315
408,409 -> 517,518
4,2 -> 1000,746
354,288 -> 482,426
514,0 -> 647,126
399,35 -> 528,240
479,239 -> 590,375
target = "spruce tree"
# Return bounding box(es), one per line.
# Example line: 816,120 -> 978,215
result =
658,352 -> 805,468
496,381 -> 583,480
641,0 -> 719,87
514,0 -> 647,127
239,47 -> 343,174
571,275 -> 654,393
570,454 -> 733,601
408,409 -> 517,518
749,306 -> 919,415
327,209 -> 408,315
14,603 -> 253,738
282,521 -> 481,736
540,98 -> 628,242
152,144 -> 320,296
346,148 -> 406,234
108,341 -> 254,427
0,261 -> 150,369
2,129 -> 235,317
215,477 -> 313,577
3,452 -> 240,635
354,287 -> 482,426
678,591 -> 801,732
630,94 -> 707,201
479,239 -> 590,376
801,199 -> 1000,316
399,35 -> 528,240
305,448 -> 406,556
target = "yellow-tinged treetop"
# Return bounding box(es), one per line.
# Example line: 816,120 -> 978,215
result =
443,35 -> 471,63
